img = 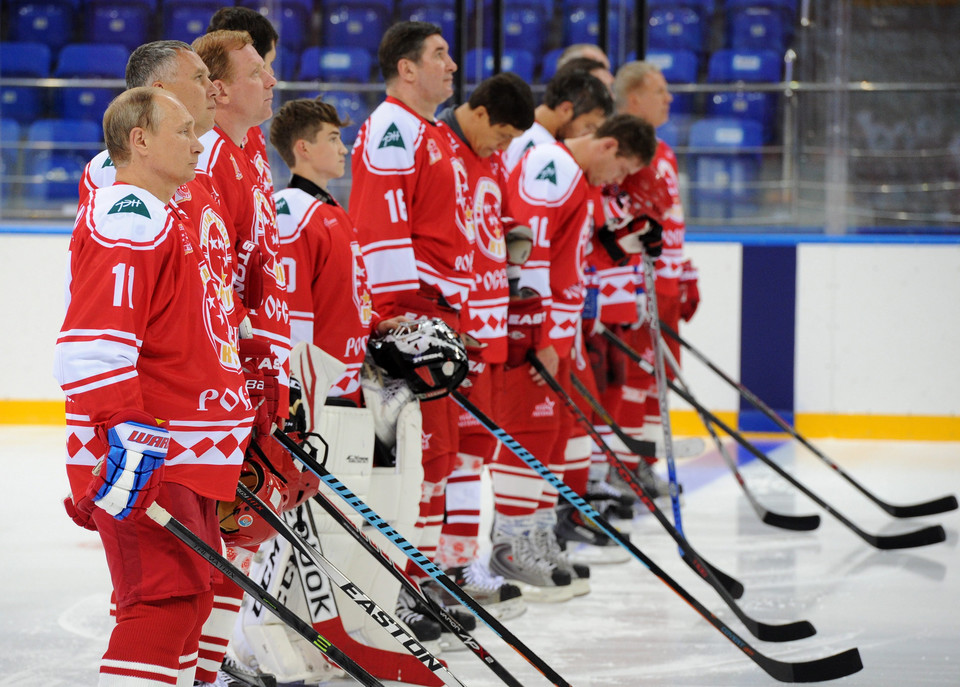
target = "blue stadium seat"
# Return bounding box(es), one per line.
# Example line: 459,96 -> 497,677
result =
647,6 -> 705,56
272,45 -> 300,82
312,91 -> 370,146
464,49 -> 535,83
54,43 -> 128,123
240,0 -> 313,52
688,117 -> 763,218
300,47 -> 373,83
86,0 -> 154,51
648,0 -> 714,19
706,49 -> 781,141
540,48 -> 564,82
323,0 -> 393,54
0,42 -> 53,125
399,1 -> 458,53
564,7 -> 626,61
8,0 -> 74,52
163,0 -> 220,45
646,49 -> 699,115
503,3 -> 549,56
1,119 -> 22,200
25,119 -> 103,202
728,6 -> 788,53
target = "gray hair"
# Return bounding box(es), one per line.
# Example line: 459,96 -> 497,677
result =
125,40 -> 193,89
103,87 -> 163,167
613,61 -> 663,113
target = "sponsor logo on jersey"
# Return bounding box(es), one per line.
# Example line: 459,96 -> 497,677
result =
107,194 -> 151,218
532,396 -> 556,418
229,153 -> 243,180
524,139 -> 535,152
535,161 -> 557,185
421,432 -> 433,451
378,122 -> 405,150
174,183 -> 191,202
102,156 -> 114,168
427,138 -> 442,165
276,197 -> 290,215
472,177 -> 506,261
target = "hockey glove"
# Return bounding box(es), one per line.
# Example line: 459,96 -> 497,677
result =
618,166 -> 673,225
679,259 -> 700,322
240,338 -> 280,438
640,218 -> 664,259
88,410 -> 168,520
63,493 -> 97,531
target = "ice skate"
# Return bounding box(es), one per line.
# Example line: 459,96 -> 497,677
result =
533,510 -> 591,596
489,514 -> 575,603
554,502 -> 631,565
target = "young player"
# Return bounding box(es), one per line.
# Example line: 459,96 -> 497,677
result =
57,87 -> 254,687
610,61 -> 702,491
348,22 -> 472,604
489,114 -> 657,600
502,70 -> 613,173
433,72 -> 535,619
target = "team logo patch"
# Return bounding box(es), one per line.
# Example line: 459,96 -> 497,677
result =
230,154 -> 243,180
237,514 -> 254,528
102,156 -> 114,168
535,161 -> 557,185
427,138 -> 442,165
107,194 -> 151,218
378,122 -> 405,150
276,197 -> 290,215
174,184 -> 191,202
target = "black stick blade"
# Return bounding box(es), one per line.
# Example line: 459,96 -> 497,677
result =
872,524 -> 946,550
762,510 -> 821,531
772,648 -> 864,683
702,560 -> 745,599
753,619 -> 817,643
884,494 -> 958,518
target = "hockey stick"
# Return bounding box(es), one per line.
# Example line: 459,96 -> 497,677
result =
600,326 -> 947,550
641,255 -> 684,531
235,483 -> 464,687
144,503 -> 384,687
660,320 -> 958,519
306,491 -> 526,687
564,370 -> 742,598
451,390 -> 862,683
657,337 -> 821,532
537,356 -> 817,642
271,429 -> 573,687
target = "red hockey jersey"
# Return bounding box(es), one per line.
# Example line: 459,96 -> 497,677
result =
55,184 -> 254,502
349,97 -> 473,325
276,184 -> 376,402
506,142 -> 601,358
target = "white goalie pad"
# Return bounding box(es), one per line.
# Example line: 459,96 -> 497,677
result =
289,341 -> 348,456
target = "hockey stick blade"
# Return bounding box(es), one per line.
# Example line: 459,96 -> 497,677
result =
145,503 -> 384,687
271,429 -> 573,687
235,484 -> 461,687
602,327 -> 946,551
660,322 -> 958,520
453,392 -> 861,680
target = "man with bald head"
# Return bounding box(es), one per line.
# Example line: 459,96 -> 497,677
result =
58,86 -> 254,687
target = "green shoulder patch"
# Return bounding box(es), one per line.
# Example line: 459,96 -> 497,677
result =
102,156 -> 114,168
535,160 -> 557,185
276,197 -> 290,215
523,139 -> 536,151
378,122 -> 405,150
107,193 -> 151,219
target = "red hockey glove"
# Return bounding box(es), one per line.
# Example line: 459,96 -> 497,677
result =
241,338 -> 280,438
639,217 -> 664,259
619,166 -> 672,224
235,240 -> 264,310
88,410 -> 168,521
679,259 -> 700,322
63,494 -> 97,531
506,293 -> 546,369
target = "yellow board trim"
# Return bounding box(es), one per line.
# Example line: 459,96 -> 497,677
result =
1,401 -> 958,441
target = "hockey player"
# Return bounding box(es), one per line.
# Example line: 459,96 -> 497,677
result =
433,72 -> 535,619
57,86 -> 254,687
349,22 -> 473,599
489,114 -> 657,600
191,30 -> 289,686
610,61 -> 702,487
206,6 -> 280,197
502,69 -> 613,173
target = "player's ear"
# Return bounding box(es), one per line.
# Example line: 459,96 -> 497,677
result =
211,79 -> 228,102
555,100 -> 574,123
129,126 -> 148,156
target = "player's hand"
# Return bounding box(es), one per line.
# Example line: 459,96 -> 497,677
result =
679,259 -> 700,322
87,410 -> 168,520
640,219 -> 664,259
63,493 -> 97,531
623,166 -> 672,224
240,338 -> 280,438
529,345 -> 559,386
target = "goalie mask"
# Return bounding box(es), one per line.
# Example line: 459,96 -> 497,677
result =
218,451 -> 289,548
367,318 -> 469,400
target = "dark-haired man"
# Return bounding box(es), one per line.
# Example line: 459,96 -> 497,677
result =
503,69 -> 613,172
489,114 -> 657,601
